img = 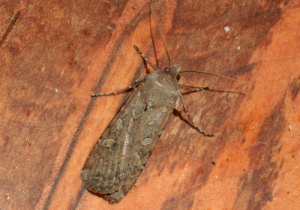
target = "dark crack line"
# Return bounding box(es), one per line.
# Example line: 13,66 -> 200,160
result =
0,11 -> 20,48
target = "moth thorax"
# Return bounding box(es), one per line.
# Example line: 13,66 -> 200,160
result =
165,64 -> 181,78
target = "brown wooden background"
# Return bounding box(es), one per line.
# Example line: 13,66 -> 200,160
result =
0,0 -> 299,209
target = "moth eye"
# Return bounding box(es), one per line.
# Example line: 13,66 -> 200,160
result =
176,74 -> 180,80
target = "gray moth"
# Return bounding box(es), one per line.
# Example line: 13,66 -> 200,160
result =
81,59 -> 213,203
81,1 -> 246,204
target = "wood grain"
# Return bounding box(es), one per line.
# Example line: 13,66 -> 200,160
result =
0,0 -> 299,209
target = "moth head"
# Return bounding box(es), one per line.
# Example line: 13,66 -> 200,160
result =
165,64 -> 181,80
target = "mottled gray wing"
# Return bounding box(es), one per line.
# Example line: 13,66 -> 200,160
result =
81,72 -> 179,203
81,85 -> 143,195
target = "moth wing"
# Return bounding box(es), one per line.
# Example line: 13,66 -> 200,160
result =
81,86 -> 143,194
82,72 -> 180,203
101,107 -> 175,203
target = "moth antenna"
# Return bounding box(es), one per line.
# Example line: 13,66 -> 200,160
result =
150,0 -> 171,66
180,70 -> 253,84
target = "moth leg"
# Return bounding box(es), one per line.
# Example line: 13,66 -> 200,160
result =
179,93 -> 215,136
92,76 -> 146,97
134,45 -> 160,71
180,84 -> 209,92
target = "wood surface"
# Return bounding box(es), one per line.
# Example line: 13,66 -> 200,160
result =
0,0 -> 299,209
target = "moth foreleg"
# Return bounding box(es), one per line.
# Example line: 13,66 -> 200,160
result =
92,76 -> 146,97
179,93 -> 215,136
180,84 -> 209,92
134,45 -> 160,71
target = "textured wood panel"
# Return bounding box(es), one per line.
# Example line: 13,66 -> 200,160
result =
0,0 -> 299,209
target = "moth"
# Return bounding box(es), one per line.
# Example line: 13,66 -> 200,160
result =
81,1 -> 247,203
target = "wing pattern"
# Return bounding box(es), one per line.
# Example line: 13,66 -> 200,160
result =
81,71 -> 180,203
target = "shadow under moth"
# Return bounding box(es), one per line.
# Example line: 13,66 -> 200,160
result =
81,1 -> 248,204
